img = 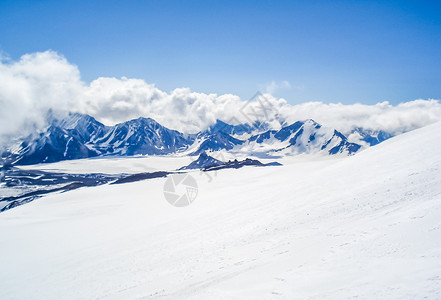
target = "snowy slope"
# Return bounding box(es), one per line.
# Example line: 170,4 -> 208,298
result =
0,122 -> 440,299
19,155 -> 193,174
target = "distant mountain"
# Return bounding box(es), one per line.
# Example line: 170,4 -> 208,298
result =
3,113 -> 193,165
247,119 -> 361,155
93,117 -> 192,156
1,114 -> 367,166
351,128 -> 394,146
189,119 -> 272,155
49,112 -> 109,143
7,113 -> 104,165
205,120 -> 269,136
190,131 -> 244,156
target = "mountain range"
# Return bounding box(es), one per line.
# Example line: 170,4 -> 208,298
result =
0,113 -> 392,165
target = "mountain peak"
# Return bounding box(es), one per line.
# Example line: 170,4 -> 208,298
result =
1,114 -> 366,165
179,151 -> 224,170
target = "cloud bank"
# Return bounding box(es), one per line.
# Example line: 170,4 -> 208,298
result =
0,51 -> 84,137
1,51 -> 441,143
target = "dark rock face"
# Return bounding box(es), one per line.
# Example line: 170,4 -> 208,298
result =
111,171 -> 170,184
203,158 -> 282,171
0,167 -> 120,212
180,152 -> 224,170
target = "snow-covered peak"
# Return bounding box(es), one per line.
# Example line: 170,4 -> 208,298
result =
1,114 -> 366,165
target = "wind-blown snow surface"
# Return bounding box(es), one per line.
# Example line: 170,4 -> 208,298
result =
1,122 -> 441,299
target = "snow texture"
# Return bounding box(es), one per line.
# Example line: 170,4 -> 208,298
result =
0,122 -> 440,299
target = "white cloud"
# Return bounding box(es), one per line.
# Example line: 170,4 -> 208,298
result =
0,51 -> 84,139
0,51 -> 440,144
279,100 -> 441,135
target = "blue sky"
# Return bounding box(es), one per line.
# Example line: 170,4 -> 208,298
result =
1,0 -> 440,104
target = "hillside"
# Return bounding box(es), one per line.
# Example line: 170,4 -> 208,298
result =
0,122 -> 440,299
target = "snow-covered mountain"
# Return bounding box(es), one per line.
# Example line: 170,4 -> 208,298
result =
3,114 -> 194,165
92,117 -> 192,156
50,112 -> 109,144
189,119 -> 361,157
204,119 -> 269,136
350,128 -> 394,146
245,119 -> 361,155
190,131 -> 245,155
6,113 -> 105,165
1,114 -> 369,165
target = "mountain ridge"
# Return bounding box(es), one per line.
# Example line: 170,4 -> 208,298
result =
1,113 -> 383,165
